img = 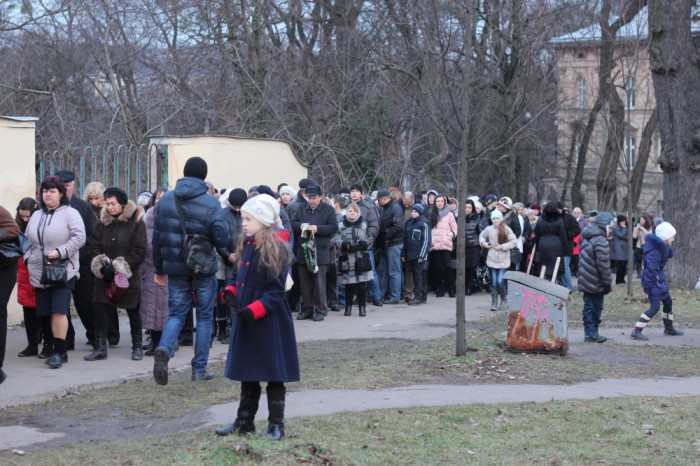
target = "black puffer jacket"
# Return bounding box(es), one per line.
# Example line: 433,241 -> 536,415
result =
578,224 -> 612,294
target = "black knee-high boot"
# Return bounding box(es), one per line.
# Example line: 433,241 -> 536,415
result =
216,382 -> 261,436
265,383 -> 286,440
18,307 -> 39,357
344,284 -> 354,316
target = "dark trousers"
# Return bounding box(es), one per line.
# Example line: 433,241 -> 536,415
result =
344,281 -> 368,307
429,250 -> 454,295
94,302 -> 141,341
409,260 -> 427,301
615,260 -> 627,284
326,261 -> 338,307
70,267 -> 96,344
286,263 -> 302,312
0,263 -> 18,368
22,306 -> 39,347
299,264 -> 328,316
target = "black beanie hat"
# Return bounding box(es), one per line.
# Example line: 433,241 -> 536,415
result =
349,183 -> 364,193
103,187 -> 129,206
256,185 -> 276,197
228,188 -> 248,207
183,156 -> 208,180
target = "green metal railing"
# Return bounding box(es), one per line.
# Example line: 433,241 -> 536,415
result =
36,143 -> 168,198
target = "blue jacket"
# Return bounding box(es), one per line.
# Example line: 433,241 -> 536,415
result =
152,177 -> 230,277
641,233 -> 673,301
224,232 -> 300,382
403,214 -> 431,261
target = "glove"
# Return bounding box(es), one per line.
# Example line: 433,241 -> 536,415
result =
603,285 -> 612,295
356,240 -> 369,251
236,307 -> 254,322
100,264 -> 115,284
222,289 -> 238,310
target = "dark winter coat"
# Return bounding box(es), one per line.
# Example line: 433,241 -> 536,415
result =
377,198 -> 404,248
534,210 -> 567,279
641,234 -> 673,301
69,195 -> 96,270
577,224 -> 612,294
403,214 -> 431,261
611,225 -> 629,261
140,207 -> 168,330
152,177 -> 231,277
356,196 -> 380,240
291,201 -> 338,266
224,231 -> 300,382
333,216 -> 374,284
464,212 -> 482,269
89,201 -> 147,309
562,212 -> 581,257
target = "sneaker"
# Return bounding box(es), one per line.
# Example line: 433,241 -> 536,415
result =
584,336 -> 598,343
595,334 -> 608,343
384,299 -> 401,305
192,371 -> 215,381
372,299 -> 384,307
153,347 -> 170,386
329,305 -> 340,312
312,313 -> 325,322
407,298 -> 426,306
18,345 -> 39,357
38,345 -> 53,359
296,311 -> 313,320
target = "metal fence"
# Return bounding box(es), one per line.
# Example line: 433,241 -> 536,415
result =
36,143 -> 169,199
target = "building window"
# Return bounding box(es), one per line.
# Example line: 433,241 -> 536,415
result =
625,136 -> 636,169
576,77 -> 586,108
625,78 -> 636,109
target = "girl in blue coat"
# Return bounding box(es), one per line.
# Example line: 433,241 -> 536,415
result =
215,194 -> 300,440
631,222 -> 684,340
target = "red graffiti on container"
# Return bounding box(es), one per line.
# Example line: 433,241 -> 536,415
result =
512,284 -> 551,342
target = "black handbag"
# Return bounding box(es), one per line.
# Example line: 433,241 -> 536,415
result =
355,252 -> 372,273
40,255 -> 69,287
510,247 -> 522,265
0,232 -> 31,267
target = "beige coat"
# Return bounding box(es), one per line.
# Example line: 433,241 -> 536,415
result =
479,224 -> 517,269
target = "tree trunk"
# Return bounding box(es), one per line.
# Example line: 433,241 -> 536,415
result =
628,107 -> 658,209
648,0 -> 700,288
596,87 -> 624,211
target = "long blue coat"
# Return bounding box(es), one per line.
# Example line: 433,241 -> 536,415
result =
641,233 -> 673,301
224,231 -> 300,383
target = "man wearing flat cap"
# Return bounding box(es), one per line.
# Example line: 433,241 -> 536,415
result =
152,156 -> 232,385
53,169 -> 98,349
290,184 -> 338,321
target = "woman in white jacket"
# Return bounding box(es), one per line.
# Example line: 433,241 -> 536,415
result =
479,209 -> 517,311
25,176 -> 86,369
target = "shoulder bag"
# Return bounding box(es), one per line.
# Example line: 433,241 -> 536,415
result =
37,213 -> 68,287
174,195 -> 214,274
0,232 -> 31,267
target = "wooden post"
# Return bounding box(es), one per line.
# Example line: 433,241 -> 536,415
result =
526,244 -> 537,274
551,257 -> 561,283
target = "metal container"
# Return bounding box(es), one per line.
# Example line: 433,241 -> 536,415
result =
504,271 -> 570,355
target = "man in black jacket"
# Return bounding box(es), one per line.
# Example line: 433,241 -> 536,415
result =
54,170 -> 97,350
291,184 -> 338,321
376,189 -> 404,304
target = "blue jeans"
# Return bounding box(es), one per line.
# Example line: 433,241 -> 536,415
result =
367,249 -> 381,301
557,256 -> 573,292
490,268 -> 507,292
582,293 -> 604,337
160,274 -> 217,373
377,244 -> 403,301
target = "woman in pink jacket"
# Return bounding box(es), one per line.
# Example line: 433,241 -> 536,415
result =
429,195 -> 458,297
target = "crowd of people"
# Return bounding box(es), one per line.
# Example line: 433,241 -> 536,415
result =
0,156 -> 686,439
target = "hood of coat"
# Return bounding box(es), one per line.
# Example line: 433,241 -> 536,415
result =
437,204 -> 452,219
542,208 -> 561,222
99,200 -> 139,226
581,223 -> 605,241
174,176 -> 209,200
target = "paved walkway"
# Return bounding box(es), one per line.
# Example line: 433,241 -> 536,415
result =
1,291 -> 699,451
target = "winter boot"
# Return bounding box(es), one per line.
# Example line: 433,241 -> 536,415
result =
131,331 -> 144,360
663,318 -> 684,336
216,383 -> 261,436
630,327 -> 649,341
83,332 -> 108,361
48,338 -> 67,369
145,331 -> 161,356
490,289 -> 499,311
498,288 -> 509,311
265,384 -> 286,440
344,304 -> 352,317
359,305 -> 366,317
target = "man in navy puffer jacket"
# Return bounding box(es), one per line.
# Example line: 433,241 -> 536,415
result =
152,157 -> 232,385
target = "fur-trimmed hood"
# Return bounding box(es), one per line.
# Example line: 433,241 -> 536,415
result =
99,201 -> 142,226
